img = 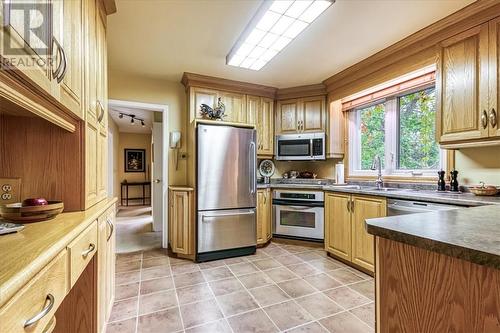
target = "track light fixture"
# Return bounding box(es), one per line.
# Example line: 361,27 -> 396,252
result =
115,111 -> 146,127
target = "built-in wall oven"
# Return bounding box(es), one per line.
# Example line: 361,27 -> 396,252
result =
275,133 -> 325,161
272,190 -> 324,241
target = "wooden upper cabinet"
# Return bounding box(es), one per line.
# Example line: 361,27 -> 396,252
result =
259,98 -> 274,156
276,97 -> 326,135
437,24 -> 490,144
301,96 -> 326,132
190,87 -> 218,121
325,193 -> 352,262
52,0 -> 84,119
0,1 -> 54,94
276,99 -> 300,134
246,95 -> 259,126
250,95 -> 274,156
220,91 -> 246,123
327,99 -> 345,158
84,0 -> 108,209
350,195 -> 386,272
489,17 -> 500,138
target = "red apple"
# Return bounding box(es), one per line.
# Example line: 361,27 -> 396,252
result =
22,198 -> 48,207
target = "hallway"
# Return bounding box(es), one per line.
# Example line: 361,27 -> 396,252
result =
116,206 -> 162,253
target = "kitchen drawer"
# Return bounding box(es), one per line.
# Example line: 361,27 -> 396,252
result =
68,221 -> 98,287
0,251 -> 68,333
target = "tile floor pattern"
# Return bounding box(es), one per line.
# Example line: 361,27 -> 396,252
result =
107,242 -> 375,333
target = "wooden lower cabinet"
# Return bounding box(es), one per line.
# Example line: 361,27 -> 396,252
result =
257,189 -> 272,245
169,187 -> 195,257
324,193 -> 352,261
97,206 -> 116,333
325,193 -> 386,273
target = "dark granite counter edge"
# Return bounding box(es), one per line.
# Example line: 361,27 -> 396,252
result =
366,220 -> 500,270
257,183 -> 500,206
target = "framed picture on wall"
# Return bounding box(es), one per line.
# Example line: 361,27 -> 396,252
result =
125,149 -> 146,172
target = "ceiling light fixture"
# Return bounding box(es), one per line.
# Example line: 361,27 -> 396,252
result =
115,111 -> 146,127
226,0 -> 334,71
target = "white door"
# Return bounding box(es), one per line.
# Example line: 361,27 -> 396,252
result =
152,122 -> 164,232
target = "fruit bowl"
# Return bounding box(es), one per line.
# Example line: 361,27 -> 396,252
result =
0,201 -> 64,223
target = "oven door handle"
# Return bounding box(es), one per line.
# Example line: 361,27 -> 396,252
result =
272,199 -> 323,207
280,205 -> 316,211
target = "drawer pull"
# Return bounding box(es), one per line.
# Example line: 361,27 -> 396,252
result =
24,294 -> 55,328
81,243 -> 96,257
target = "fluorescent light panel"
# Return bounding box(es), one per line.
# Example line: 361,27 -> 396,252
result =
227,0 -> 333,70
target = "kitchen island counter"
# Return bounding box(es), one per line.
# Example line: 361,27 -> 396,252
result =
367,204 -> 500,332
366,204 -> 500,269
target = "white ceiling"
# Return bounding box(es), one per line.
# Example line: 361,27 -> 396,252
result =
109,106 -> 155,134
107,0 -> 474,88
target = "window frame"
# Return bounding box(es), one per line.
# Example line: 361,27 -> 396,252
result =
348,84 -> 445,179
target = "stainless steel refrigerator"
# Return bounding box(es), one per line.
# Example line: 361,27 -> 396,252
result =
197,124 -> 257,262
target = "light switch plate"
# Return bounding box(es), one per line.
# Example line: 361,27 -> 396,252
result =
0,178 -> 21,205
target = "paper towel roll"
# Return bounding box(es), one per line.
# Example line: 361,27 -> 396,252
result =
335,163 -> 345,184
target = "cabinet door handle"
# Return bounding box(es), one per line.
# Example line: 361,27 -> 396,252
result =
346,200 -> 350,212
263,194 -> 266,205
56,45 -> 68,84
97,100 -> 105,123
24,294 -> 55,328
351,200 -> 355,212
51,37 -> 63,80
490,108 -> 497,128
481,110 -> 488,129
81,243 -> 96,257
106,218 -> 114,241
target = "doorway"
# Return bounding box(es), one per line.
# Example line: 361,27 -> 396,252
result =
107,99 -> 169,253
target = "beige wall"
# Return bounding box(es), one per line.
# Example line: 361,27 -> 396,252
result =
108,118 -> 121,199
455,146 -> 500,186
270,159 -> 340,180
118,133 -> 152,200
108,69 -> 187,186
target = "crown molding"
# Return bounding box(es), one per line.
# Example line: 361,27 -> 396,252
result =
276,83 -> 326,100
181,72 -> 277,99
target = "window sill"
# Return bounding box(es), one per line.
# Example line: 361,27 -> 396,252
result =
347,175 -> 438,184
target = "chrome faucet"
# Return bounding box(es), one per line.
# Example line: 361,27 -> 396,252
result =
370,155 -> 383,190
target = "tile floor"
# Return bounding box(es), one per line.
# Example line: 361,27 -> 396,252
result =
107,241 -> 375,333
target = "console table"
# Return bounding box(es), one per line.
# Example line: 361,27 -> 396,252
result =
120,181 -> 151,206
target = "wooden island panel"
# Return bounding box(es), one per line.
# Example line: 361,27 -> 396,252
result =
376,237 -> 500,333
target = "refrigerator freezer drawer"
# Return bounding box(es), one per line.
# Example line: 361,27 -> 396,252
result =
198,208 -> 256,253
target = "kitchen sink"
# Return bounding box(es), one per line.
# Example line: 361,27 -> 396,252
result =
365,187 -> 401,192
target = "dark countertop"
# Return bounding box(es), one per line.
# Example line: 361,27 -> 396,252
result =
322,185 -> 500,207
366,205 -> 500,269
257,182 -> 500,206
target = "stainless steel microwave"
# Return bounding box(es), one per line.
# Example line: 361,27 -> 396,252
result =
275,133 -> 326,161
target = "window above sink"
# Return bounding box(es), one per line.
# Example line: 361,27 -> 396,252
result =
344,66 -> 447,179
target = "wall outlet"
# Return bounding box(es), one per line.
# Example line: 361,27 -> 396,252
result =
0,178 -> 21,205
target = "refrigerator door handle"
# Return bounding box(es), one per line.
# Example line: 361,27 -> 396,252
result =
249,141 -> 256,194
201,210 -> 255,221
